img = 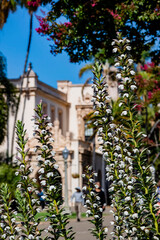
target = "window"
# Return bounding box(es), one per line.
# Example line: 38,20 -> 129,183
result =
50,107 -> 55,124
84,120 -> 93,142
58,109 -> 63,132
42,103 -> 47,115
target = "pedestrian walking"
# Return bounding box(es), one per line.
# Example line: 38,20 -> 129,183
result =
71,187 -> 83,222
156,180 -> 160,218
95,182 -> 106,212
38,188 -> 45,209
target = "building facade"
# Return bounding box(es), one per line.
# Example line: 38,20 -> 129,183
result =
0,64 -> 118,205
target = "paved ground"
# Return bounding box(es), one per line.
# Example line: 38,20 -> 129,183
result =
40,206 -> 114,239
68,207 -> 114,240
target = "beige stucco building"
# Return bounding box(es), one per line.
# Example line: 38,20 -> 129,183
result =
0,63 -> 118,205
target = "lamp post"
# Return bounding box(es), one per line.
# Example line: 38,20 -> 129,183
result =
62,146 -> 69,208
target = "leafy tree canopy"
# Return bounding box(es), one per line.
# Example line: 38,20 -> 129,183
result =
35,0 -> 160,63
0,52 -> 17,144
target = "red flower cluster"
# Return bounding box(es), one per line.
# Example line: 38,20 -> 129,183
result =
35,16 -> 49,34
27,0 -> 41,8
107,9 -> 121,20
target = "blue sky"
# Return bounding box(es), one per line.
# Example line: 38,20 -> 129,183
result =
0,6 -> 92,89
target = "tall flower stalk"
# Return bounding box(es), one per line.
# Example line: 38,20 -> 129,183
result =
33,102 -> 75,240
15,120 -> 42,239
92,34 -> 160,239
0,183 -> 20,239
82,166 -> 108,240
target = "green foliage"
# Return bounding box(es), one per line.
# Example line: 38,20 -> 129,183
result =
36,0 -> 159,63
0,52 -> 17,145
0,183 -> 20,239
0,164 -> 20,198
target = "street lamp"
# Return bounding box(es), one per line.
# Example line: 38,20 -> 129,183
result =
62,146 -> 69,208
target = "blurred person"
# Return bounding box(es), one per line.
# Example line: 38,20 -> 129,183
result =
71,187 -> 83,221
38,188 -> 45,209
95,182 -> 106,212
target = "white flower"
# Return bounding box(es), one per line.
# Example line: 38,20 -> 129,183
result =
37,155 -> 41,160
20,164 -> 25,169
127,185 -> 133,190
118,84 -> 124,90
9,236 -> 15,240
131,85 -> 137,90
104,227 -> 108,233
126,46 -> 131,50
40,180 -> 46,186
124,211 -> 129,216
121,111 -> 127,116
105,96 -> 111,101
86,200 -> 91,204
103,152 -> 108,159
93,172 -> 98,177
113,48 -> 118,53
120,54 -> 125,58
94,215 -> 99,218
17,184 -> 21,188
27,187 -> 32,192
86,210 -> 91,215
130,70 -> 135,75
82,186 -> 86,191
41,130 -> 47,134
116,73 -> 122,79
115,145 -> 121,151
47,172 -> 54,178
36,208 -> 41,213
124,77 -> 130,82
28,234 -> 34,239
31,199 -> 37,204
125,196 -> 131,201
15,172 -> 19,176
96,196 -> 100,200
140,226 -> 145,231
49,138 -> 54,142
128,59 -> 133,64
33,124 -> 39,130
53,164 -> 59,169
49,185 -> 56,191
82,174 -> 85,178
123,93 -> 129,98
38,168 -> 44,174
114,62 -> 120,67
132,213 -> 138,219
47,123 -> 52,127
34,147 -> 37,152
94,111 -> 99,115
106,109 -> 112,114
99,208 -> 103,212
110,221 -> 114,225
99,146 -> 103,152
51,151 -> 55,156
42,145 -> 48,150
109,187 -> 114,192
111,41 -> 115,45
133,148 -> 139,153
15,227 -> 21,232
29,166 -> 33,172
109,123 -> 116,129
89,178 -> 94,183
98,137 -> 103,142
44,160 -> 50,165
132,227 -> 137,232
